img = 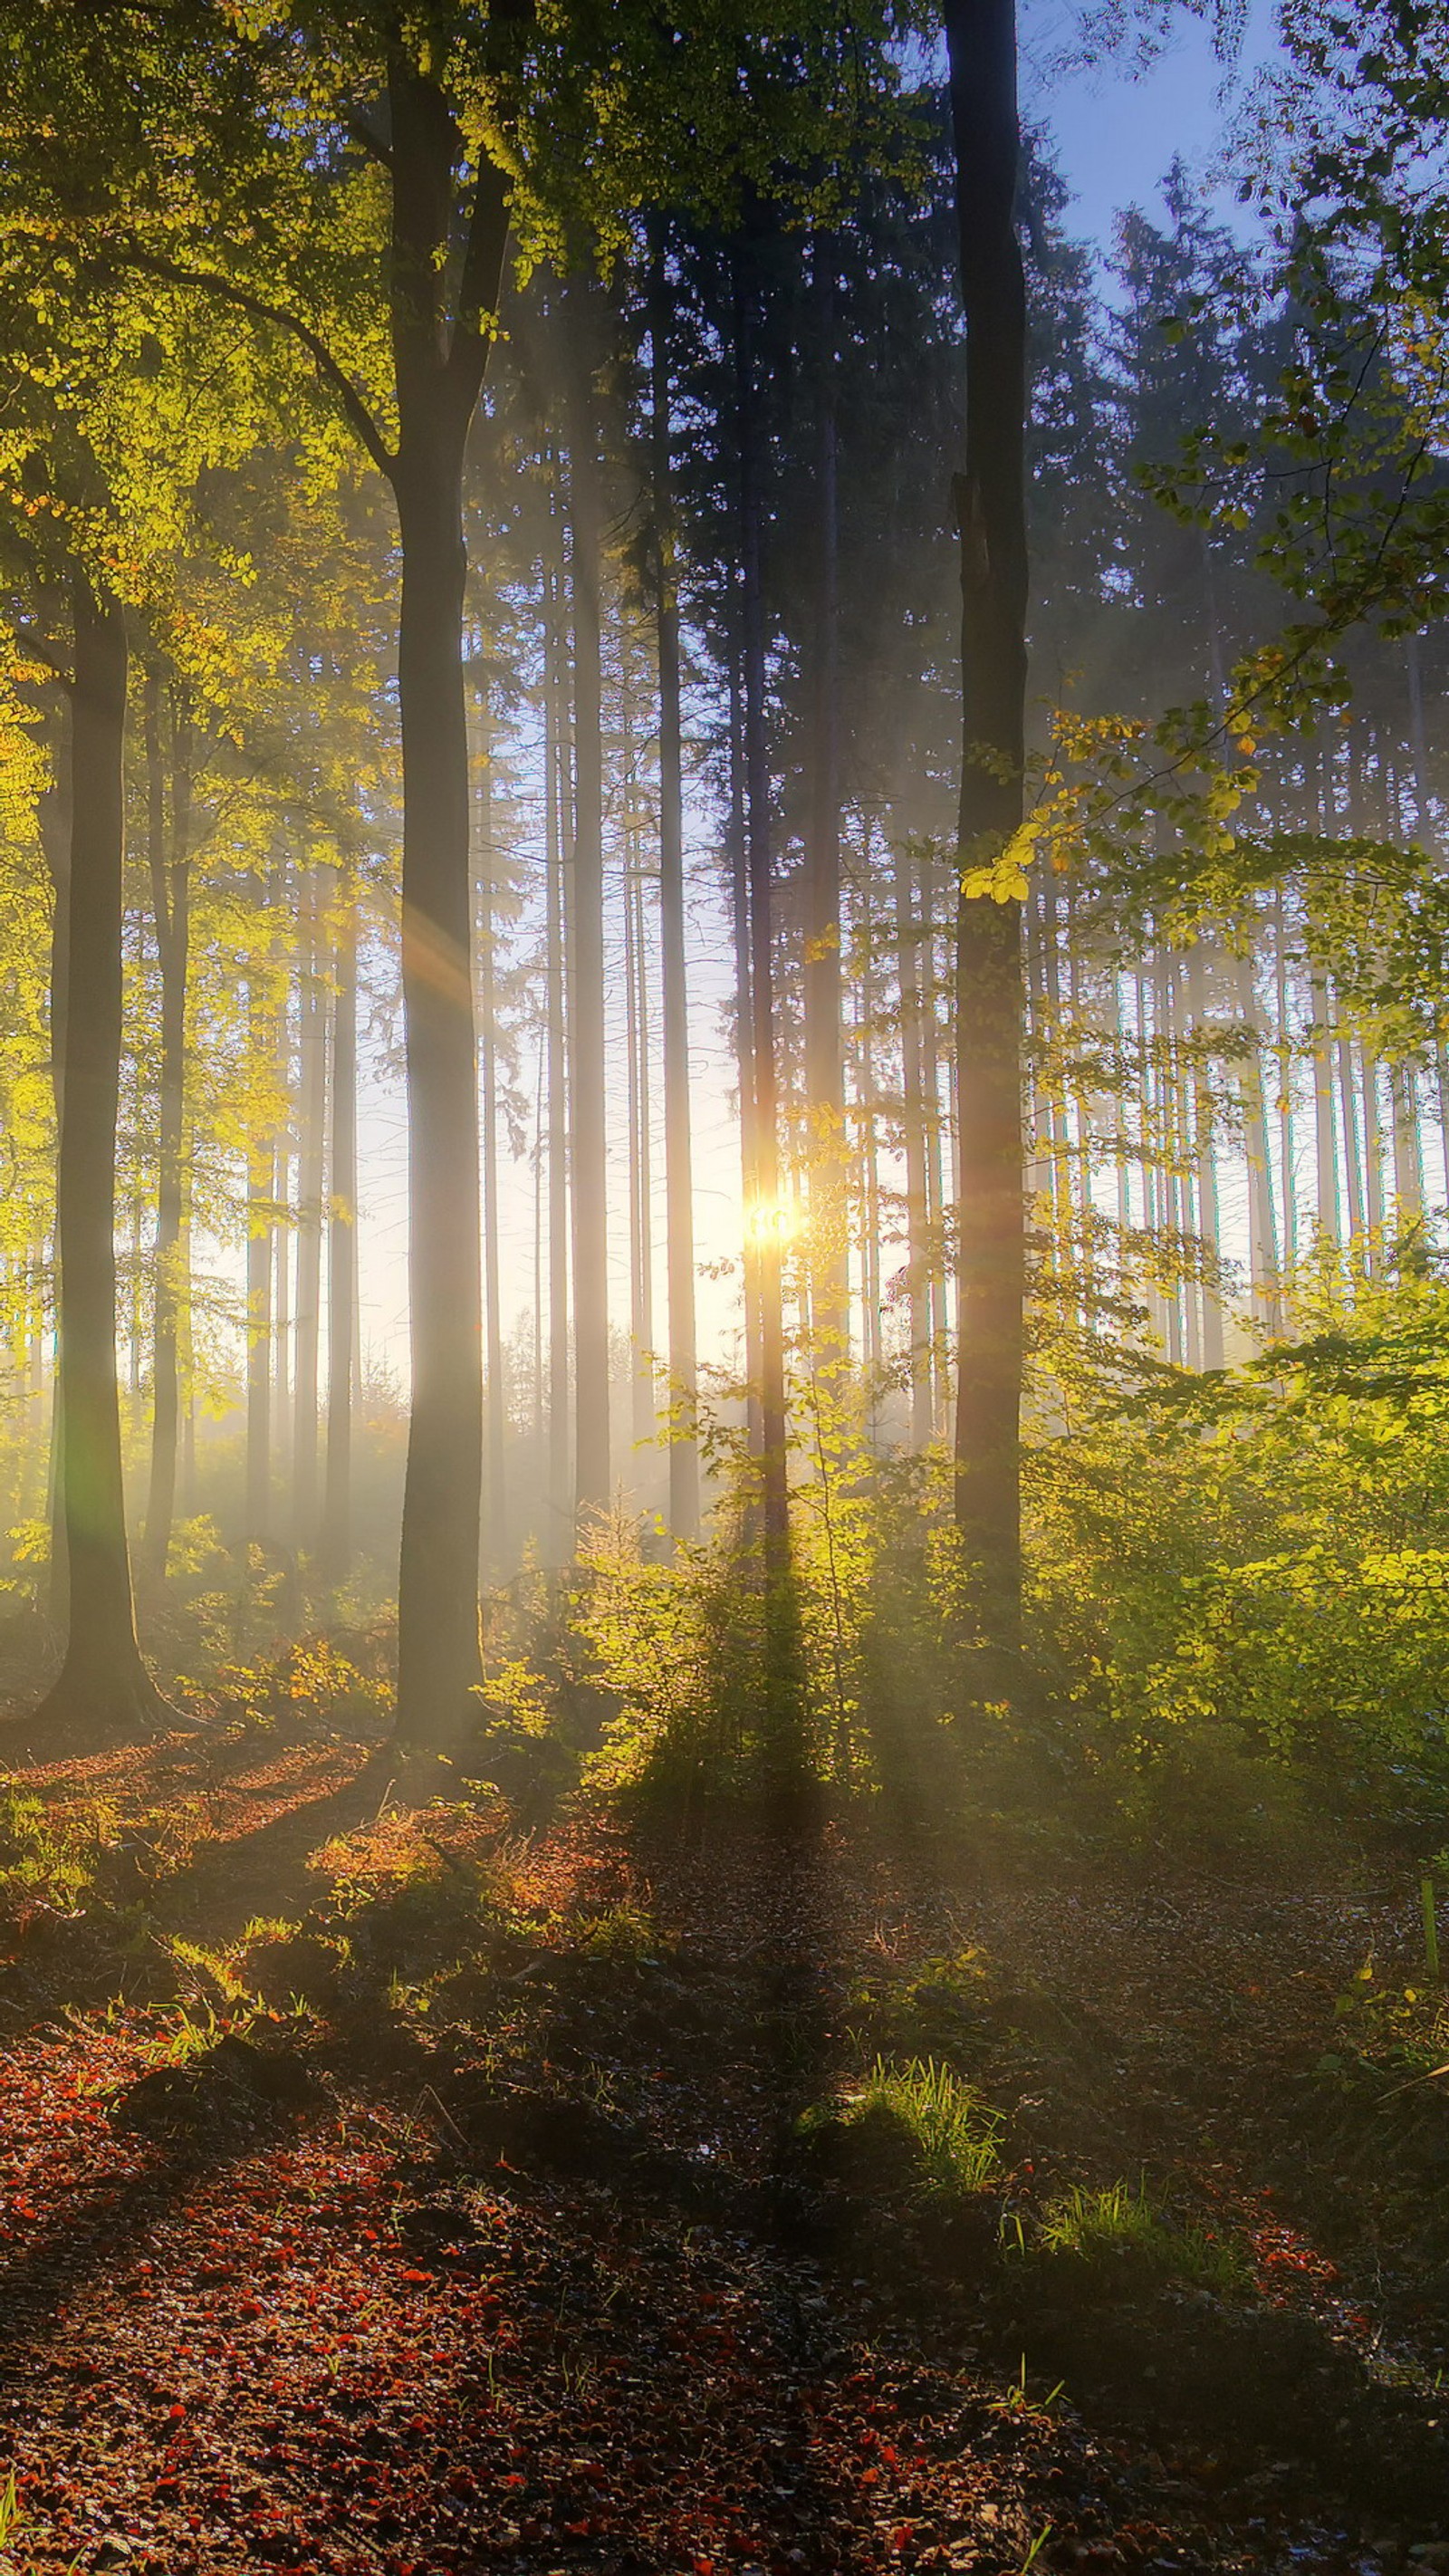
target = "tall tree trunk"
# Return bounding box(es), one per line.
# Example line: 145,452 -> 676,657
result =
1235,953 -> 1280,1333
1273,889 -> 1296,1270
564,280 -> 610,1528
919,851 -> 949,1430
38,578 -> 160,1735
143,678 -> 191,1581
894,840 -> 933,1448
245,875 -> 273,1546
1311,976 -> 1339,1243
1361,1039 -> 1385,1254
624,817 -> 656,1456
804,242 -> 847,1368
648,261 -> 699,1543
855,851 -> 883,1393
39,692 -> 71,1623
273,934 -> 293,1496
1391,1061 -> 1424,1228
321,871 -> 357,1588
945,0 -> 1027,1642
543,524 -> 571,1560
476,675 -> 507,1571
1187,945 -> 1224,1367
388,66 -> 507,1743
293,862 -> 326,1547
735,252 -> 788,1562
727,643 -> 763,1449
1337,1016 -> 1366,1253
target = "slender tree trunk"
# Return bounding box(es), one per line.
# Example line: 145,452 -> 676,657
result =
1187,946 -> 1224,1366
293,863 -> 326,1547
245,875 -> 273,1546
1236,954 -> 1280,1332
273,940 -> 293,1495
945,0 -> 1026,1641
855,852 -> 883,1392
735,253 -> 788,1562
624,821 -> 656,1456
894,841 -> 933,1447
143,680 -> 191,1581
1274,889 -> 1296,1270
1312,976 -> 1339,1242
1337,1017 -> 1366,1253
388,66 -> 507,1742
39,696 -> 71,1623
321,872 -> 357,1589
920,852 -> 949,1430
804,243 -> 847,1368
1391,1061 -> 1424,1228
38,578 -> 160,1735
543,527 -> 571,1560
564,281 -> 610,1527
1362,1039 -> 1384,1255
728,637 -> 763,1447
649,261 -> 699,1543
476,675 -> 507,1570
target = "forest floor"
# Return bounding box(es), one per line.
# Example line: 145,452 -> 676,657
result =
2,1719 -> 1448,2576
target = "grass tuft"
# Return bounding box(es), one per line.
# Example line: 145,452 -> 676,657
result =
840,2054 -> 1001,2199
1037,2179 -> 1249,2293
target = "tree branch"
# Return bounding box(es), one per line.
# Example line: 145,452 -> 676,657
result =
341,108 -> 394,171
447,158 -> 512,419
99,245 -> 398,480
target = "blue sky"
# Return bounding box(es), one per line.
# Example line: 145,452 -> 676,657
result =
1023,0 -> 1281,254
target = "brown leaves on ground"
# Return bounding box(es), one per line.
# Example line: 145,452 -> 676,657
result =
0,1735 -> 1444,2574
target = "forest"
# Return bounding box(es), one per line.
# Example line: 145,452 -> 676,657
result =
8,0 -> 1449,2566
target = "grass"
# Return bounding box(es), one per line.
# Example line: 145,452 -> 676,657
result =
1036,2180 -> 1249,2294
840,2055 -> 1002,2199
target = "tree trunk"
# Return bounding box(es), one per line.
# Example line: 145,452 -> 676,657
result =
804,243 -> 847,1369
245,876 -> 273,1545
142,678 -> 191,1581
735,252 -> 788,1562
543,519 -> 571,1561
727,642 -> 763,1450
1391,1061 -> 1424,1229
623,808 -> 656,1457
945,0 -> 1028,1643
476,674 -> 507,1571
1312,976 -> 1339,1242
321,871 -> 357,1588
894,840 -> 933,1447
1187,945 -> 1224,1367
37,577 -> 161,1735
39,692 -> 71,1624
293,863 -> 326,1547
919,851 -> 950,1430
1235,953 -> 1280,1333
564,280 -> 610,1529
648,263 -> 699,1543
389,62 -> 507,1743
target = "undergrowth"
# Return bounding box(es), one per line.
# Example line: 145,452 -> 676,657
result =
1033,2181 -> 1250,2296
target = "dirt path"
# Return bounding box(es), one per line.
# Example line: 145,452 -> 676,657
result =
1,1739 -> 1445,2575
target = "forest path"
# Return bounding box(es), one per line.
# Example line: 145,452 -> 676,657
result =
0,1737 -> 1444,2576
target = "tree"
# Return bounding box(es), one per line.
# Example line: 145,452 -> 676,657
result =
944,0 -> 1030,1650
